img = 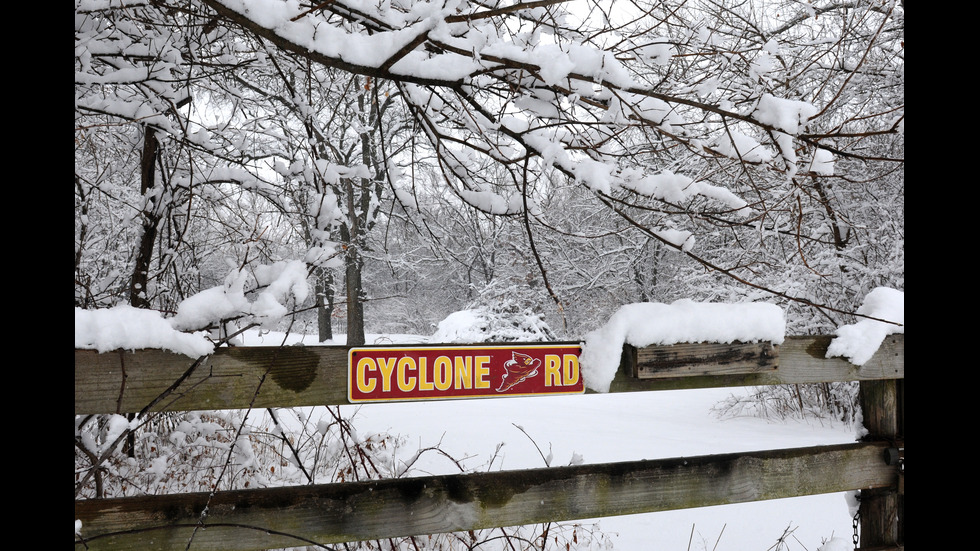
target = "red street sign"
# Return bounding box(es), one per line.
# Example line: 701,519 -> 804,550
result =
348,344 -> 584,403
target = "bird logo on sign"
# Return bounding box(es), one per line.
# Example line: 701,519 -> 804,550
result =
496,351 -> 541,392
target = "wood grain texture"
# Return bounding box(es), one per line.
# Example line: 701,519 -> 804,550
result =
633,341 -> 777,378
612,335 -> 904,392
74,442 -> 898,551
74,346 -> 350,415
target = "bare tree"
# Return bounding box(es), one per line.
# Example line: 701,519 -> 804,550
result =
196,0 -> 901,330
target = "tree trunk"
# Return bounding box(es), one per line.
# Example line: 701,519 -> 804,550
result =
339,168 -> 368,347
344,246 -> 365,346
130,126 -> 160,310
123,125 -> 162,459
315,268 -> 334,343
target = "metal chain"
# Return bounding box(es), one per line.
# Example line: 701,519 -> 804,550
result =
851,447 -> 903,550
852,509 -> 860,549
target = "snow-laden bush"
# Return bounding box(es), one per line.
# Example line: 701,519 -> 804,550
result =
431,286 -> 557,343
712,382 -> 861,426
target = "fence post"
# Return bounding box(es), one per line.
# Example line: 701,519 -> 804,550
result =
858,378 -> 903,548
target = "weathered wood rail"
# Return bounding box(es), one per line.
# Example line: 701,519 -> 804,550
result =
74,335 -> 904,550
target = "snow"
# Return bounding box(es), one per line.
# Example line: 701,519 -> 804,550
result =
210,0 -> 640,87
637,38 -> 677,67
74,287 -> 903,548
817,538 -> 854,551
580,300 -> 785,393
431,309 -> 486,342
710,131 -> 774,163
75,304 -> 215,357
169,260 -> 311,332
752,94 -> 819,135
73,282 -> 903,395
808,148 -> 836,175
618,169 -> 750,215
826,287 -> 905,366
458,189 -> 514,214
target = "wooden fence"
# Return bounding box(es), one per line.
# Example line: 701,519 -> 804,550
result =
74,335 -> 904,550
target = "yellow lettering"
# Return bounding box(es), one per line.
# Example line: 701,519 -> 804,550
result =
563,354 -> 579,386
454,356 -> 472,389
362,350 -> 578,398
378,357 -> 396,392
544,355 -> 561,386
475,355 -> 490,389
356,357 -> 377,394
418,357 -> 434,391
397,357 -> 416,391
434,356 -> 452,391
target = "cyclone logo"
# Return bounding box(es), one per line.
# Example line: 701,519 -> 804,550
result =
496,351 -> 541,392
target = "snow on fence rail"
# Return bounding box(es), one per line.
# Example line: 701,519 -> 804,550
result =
74,335 -> 904,550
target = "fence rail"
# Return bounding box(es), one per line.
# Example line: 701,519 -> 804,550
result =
74,335 -> 904,550
74,335 -> 903,415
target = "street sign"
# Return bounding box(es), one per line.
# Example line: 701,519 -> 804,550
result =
348,344 -> 584,403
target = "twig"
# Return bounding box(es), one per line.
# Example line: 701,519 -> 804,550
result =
512,424 -> 551,466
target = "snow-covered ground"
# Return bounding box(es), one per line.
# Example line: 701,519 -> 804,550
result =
344,388 -> 858,550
